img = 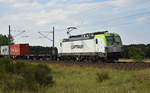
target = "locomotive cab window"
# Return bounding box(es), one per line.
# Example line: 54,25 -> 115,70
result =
96,39 -> 98,44
106,36 -> 121,43
114,36 -> 121,43
106,36 -> 113,43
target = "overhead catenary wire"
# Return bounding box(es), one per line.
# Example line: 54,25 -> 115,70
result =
9,9 -> 150,44
14,30 -> 26,37
38,32 -> 53,41
102,11 -> 150,24
85,11 -> 150,31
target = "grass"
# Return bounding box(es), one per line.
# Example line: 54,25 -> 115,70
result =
46,64 -> 150,93
0,58 -> 150,93
119,58 -> 150,62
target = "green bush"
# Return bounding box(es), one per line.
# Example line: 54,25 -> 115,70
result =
13,61 -> 26,74
0,57 -> 54,92
34,64 -> 54,86
0,57 -> 13,73
96,72 -> 110,83
132,55 -> 144,62
128,47 -> 145,62
23,64 -> 54,90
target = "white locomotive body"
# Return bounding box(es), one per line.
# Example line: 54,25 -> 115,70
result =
58,31 -> 122,61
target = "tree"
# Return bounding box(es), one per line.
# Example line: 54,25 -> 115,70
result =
121,45 -> 129,58
146,45 -> 150,58
128,47 -> 145,62
0,34 -> 14,46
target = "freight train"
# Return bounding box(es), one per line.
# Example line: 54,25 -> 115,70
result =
0,44 -> 58,60
0,31 -> 123,62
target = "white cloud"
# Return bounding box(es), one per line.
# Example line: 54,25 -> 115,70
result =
136,17 -> 150,24
38,20 -> 49,25
0,0 -> 15,2
46,2 -> 55,7
0,8 -> 70,25
46,0 -> 62,7
107,0 -> 150,10
13,1 -> 43,9
67,2 -> 102,12
0,0 -> 5,2
36,10 -> 69,25
108,0 -> 131,7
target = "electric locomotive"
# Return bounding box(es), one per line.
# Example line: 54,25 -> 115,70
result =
58,31 -> 122,61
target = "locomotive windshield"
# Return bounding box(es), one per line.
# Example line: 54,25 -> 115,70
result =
106,36 -> 121,43
114,36 -> 121,43
106,36 -> 113,43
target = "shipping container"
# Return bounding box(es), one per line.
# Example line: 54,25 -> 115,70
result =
1,45 -> 9,55
10,44 -> 29,55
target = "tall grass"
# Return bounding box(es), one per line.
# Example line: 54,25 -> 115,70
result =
96,71 -> 110,83
46,65 -> 150,93
1,58 -> 150,93
0,57 -> 54,93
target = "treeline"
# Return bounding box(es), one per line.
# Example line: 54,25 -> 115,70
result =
122,44 -> 150,60
0,34 -> 8,46
0,34 -> 14,46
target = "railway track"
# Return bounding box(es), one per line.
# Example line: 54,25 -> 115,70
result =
16,59 -> 150,70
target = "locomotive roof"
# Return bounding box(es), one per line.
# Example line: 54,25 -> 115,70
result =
69,31 -> 108,39
62,31 -> 108,42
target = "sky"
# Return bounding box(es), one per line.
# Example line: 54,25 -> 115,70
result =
0,0 -> 150,46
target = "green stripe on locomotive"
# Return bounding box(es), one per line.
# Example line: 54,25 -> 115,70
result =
94,33 -> 122,46
59,40 -> 63,43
